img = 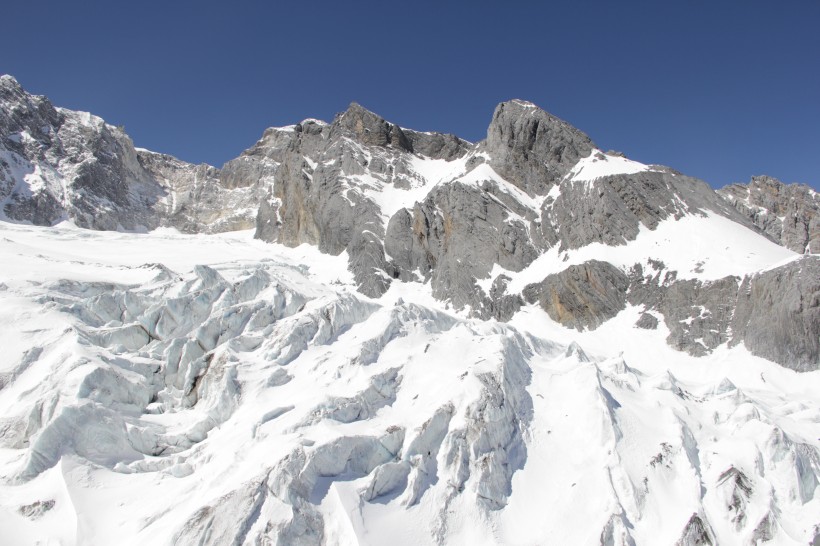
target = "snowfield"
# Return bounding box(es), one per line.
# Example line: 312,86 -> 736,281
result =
0,221 -> 818,545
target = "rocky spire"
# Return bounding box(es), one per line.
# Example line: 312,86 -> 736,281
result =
483,99 -> 595,195
331,102 -> 413,152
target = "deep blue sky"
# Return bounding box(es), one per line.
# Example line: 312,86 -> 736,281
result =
4,0 -> 819,190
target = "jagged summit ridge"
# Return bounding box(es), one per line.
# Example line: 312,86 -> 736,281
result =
1,76 -> 818,372
333,101 -> 413,151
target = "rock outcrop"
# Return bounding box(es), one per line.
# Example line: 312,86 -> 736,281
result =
540,169 -> 753,251
0,74 -> 275,232
719,175 -> 820,254
522,261 -> 630,330
730,256 -> 820,372
254,103 -> 471,297
625,256 -> 820,371
482,99 -> 594,195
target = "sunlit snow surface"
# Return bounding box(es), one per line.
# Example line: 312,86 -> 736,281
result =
0,222 -> 818,545
568,150 -> 655,182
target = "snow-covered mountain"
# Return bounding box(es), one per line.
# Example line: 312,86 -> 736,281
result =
1,75 -> 818,545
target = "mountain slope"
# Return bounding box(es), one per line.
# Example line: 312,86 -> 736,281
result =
0,75 -> 819,545
0,74 -> 266,232
2,75 -> 817,369
0,223 -> 818,545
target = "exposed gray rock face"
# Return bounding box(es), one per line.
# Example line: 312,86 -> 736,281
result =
730,256 -> 820,372
0,74 -> 273,233
135,150 -> 248,233
635,313 -> 658,330
624,256 -> 820,370
676,513 -> 715,546
719,175 -> 820,254
482,100 -> 594,195
1,75 -> 159,230
522,261 -> 630,330
541,169 -> 764,251
628,265 -> 739,357
331,102 -> 412,151
255,103 -> 471,297
386,181 -> 538,312
404,128 -> 470,161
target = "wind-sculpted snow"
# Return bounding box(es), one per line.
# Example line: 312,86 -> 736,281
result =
0,224 -> 819,545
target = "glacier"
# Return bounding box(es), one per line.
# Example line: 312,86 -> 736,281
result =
0,222 -> 818,545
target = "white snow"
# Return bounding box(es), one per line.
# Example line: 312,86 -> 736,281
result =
0,220 -> 817,545
454,162 -> 541,211
359,154 -> 470,219
497,211 -> 797,295
301,118 -> 328,126
569,149 -> 655,182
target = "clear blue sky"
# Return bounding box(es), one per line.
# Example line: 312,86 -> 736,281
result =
4,0 -> 819,190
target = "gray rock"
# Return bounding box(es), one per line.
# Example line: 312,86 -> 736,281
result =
522,261 -> 630,330
629,267 -> 739,357
676,513 -> 715,546
0,75 -> 274,233
720,175 -> 820,253
386,180 -> 539,314
626,257 -> 820,370
482,99 -> 595,196
330,102 -> 413,151
251,102 -> 474,297
635,313 -> 658,330
541,169 -> 765,252
17,499 -> 55,520
487,275 -> 525,322
253,104 -> 403,296
403,128 -> 471,161
730,255 -> 820,372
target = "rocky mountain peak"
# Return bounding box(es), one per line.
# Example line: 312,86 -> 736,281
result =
0,74 -> 23,92
331,101 -> 413,152
486,99 -> 595,153
0,75 -> 60,129
483,99 -> 596,195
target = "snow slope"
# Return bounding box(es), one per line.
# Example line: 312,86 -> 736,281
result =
568,149 -> 656,182
493,210 -> 798,295
0,221 -> 818,545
